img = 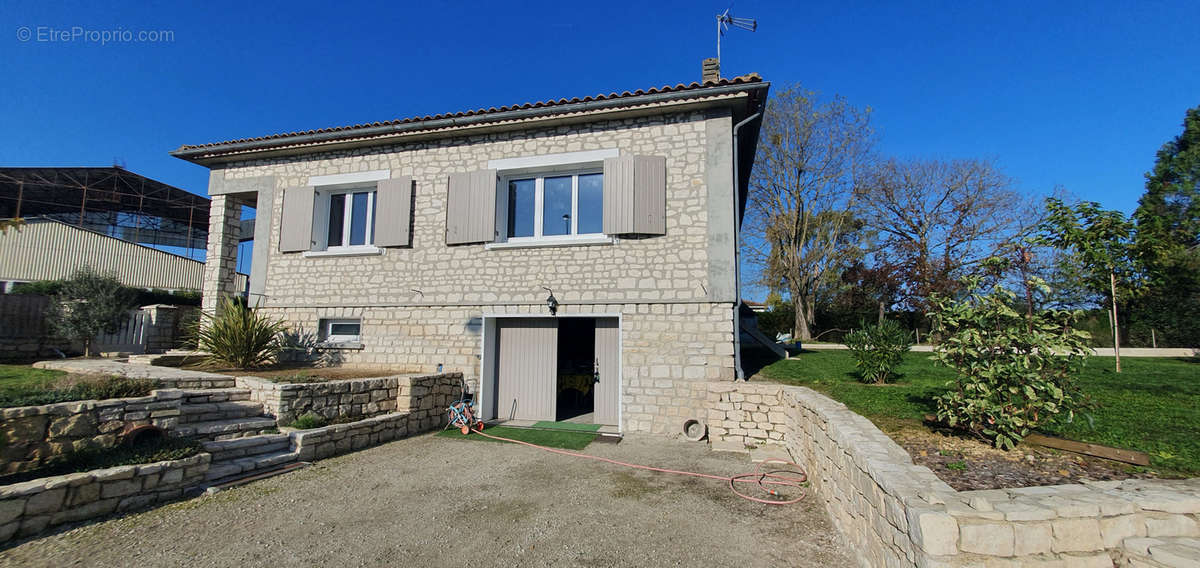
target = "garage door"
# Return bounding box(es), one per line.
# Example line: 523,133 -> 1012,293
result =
494,318 -> 558,421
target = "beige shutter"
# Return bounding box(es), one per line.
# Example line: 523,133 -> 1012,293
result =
374,176 -> 413,247
279,186 -> 315,252
445,169 -> 497,245
602,155 -> 666,235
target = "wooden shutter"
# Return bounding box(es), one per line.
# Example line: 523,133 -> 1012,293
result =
373,176 -> 413,247
445,169 -> 497,245
602,155 -> 666,236
279,186 -> 315,252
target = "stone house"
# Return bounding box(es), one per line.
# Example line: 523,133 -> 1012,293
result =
172,65 -> 769,435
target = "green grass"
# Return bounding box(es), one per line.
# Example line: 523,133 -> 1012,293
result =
530,420 -> 602,432
758,350 -> 1200,474
0,364 -> 67,395
0,365 -> 159,408
436,425 -> 596,450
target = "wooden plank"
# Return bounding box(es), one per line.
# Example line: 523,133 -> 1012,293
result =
1022,433 -> 1151,466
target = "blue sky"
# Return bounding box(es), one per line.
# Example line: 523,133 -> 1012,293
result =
3,1 -> 1198,277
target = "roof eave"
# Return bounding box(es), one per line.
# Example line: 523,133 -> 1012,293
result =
171,82 -> 770,166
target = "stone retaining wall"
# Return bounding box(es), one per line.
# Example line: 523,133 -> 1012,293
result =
32,359 -> 236,389
237,372 -> 463,426
669,380 -> 1200,567
0,452 -> 210,542
0,390 -> 187,474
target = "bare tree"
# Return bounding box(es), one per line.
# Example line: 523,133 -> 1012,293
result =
743,84 -> 876,341
858,158 -> 1039,313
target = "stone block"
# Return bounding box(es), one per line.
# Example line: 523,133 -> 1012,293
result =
24,488 -> 66,516
18,514 -> 50,537
117,494 -> 156,512
100,479 -> 141,499
67,482 -> 100,507
0,499 -> 25,525
1145,514 -> 1199,537
908,509 -> 959,556
1051,517 -> 1103,553
1013,522 -> 1052,556
1101,514 -> 1146,548
959,521 -> 1014,556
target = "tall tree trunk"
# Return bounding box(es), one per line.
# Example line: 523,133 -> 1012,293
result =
878,300 -> 885,324
791,294 -> 813,341
1110,269 -> 1122,373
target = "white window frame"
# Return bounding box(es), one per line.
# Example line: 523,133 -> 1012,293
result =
493,168 -> 607,246
308,186 -> 379,255
321,318 -> 362,343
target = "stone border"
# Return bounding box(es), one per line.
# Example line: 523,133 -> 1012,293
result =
32,359 -> 235,389
236,372 -> 462,426
689,381 -> 1200,567
0,452 -> 210,543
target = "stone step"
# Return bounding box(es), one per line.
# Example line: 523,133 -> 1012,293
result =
179,401 -> 266,423
1122,537 -> 1200,568
205,449 -> 301,482
180,388 -> 252,404
202,433 -> 292,462
173,416 -> 278,440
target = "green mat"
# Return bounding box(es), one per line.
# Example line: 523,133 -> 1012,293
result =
436,425 -> 595,450
531,421 -> 602,432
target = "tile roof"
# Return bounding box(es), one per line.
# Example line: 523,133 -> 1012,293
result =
175,74 -> 764,152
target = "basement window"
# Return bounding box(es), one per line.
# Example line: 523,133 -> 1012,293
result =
320,318 -> 362,343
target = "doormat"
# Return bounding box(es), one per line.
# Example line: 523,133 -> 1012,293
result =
531,421 -> 603,433
436,426 -> 595,450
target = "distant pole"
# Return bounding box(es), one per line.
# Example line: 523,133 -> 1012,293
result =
1152,328 -> 1157,349
1110,269 -> 1122,373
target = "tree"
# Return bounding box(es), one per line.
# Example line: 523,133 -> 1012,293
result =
858,158 -> 1039,315
1040,198 -> 1135,371
47,267 -> 137,356
743,84 -> 876,341
1132,105 -> 1200,347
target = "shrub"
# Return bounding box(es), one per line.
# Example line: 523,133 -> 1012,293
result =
0,437 -> 200,485
45,267 -> 138,356
930,272 -> 1093,449
0,376 -> 159,408
194,296 -> 288,369
289,412 -> 327,430
844,319 -> 912,384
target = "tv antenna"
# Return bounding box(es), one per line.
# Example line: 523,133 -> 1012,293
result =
716,7 -> 757,62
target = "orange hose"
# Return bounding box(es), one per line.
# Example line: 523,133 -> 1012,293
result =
468,426 -> 807,505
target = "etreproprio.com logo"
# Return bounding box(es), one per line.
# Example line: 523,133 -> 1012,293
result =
17,26 -> 174,45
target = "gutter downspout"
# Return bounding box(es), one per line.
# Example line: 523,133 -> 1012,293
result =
731,110 -> 762,381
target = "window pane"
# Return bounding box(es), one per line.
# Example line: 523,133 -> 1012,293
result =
577,173 -> 603,234
329,323 -> 360,336
327,193 -> 345,246
349,192 -> 369,245
543,176 -> 573,236
507,179 -> 535,238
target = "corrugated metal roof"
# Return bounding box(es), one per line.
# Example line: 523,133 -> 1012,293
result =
0,218 -> 246,291
173,74 -> 764,155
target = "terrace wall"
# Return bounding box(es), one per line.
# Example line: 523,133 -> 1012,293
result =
236,372 -> 463,426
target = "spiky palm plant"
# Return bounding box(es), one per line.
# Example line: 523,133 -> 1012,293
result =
194,296 -> 288,369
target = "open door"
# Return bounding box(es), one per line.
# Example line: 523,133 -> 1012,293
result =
594,318 -> 620,426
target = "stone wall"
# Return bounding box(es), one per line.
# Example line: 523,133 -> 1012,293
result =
236,372 -> 463,426
662,380 -> 1200,567
0,390 -> 186,474
0,452 -> 210,542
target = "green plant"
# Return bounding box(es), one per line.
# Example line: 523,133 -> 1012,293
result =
193,296 -> 288,369
946,460 -> 967,471
289,412 -> 328,430
844,319 -> 912,384
0,437 -> 201,486
45,267 -> 138,356
0,375 -> 159,408
930,267 -> 1094,449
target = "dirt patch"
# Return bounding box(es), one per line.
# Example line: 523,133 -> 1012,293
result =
0,434 -> 853,568
890,427 -> 1158,491
185,364 -> 399,382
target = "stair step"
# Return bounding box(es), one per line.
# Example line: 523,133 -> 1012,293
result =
173,417 -> 278,440
181,388 -> 252,404
202,434 -> 292,462
180,401 -> 266,423
205,450 -> 301,482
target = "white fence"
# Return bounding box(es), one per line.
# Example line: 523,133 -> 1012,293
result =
94,311 -> 149,354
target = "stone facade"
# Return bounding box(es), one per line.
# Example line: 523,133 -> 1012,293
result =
0,452 -> 210,542
205,108 -> 746,433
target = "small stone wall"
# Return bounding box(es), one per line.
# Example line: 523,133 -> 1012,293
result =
0,452 -> 210,542
0,390 -> 186,474
676,380 -> 1200,567
32,359 -> 236,389
237,372 -> 464,426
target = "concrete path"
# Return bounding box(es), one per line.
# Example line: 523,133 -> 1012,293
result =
31,359 -> 236,388
0,433 -> 853,568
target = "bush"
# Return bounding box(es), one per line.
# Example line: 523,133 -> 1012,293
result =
45,267 -> 138,356
844,319 -> 912,384
289,412 -> 327,429
0,376 -> 160,408
194,296 -> 288,369
930,273 -> 1093,449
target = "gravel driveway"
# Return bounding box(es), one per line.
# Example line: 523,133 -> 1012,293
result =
0,433 -> 853,567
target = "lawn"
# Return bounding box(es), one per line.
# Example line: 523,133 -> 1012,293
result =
757,350 -> 1200,475
0,364 -> 68,400
0,364 -> 157,408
